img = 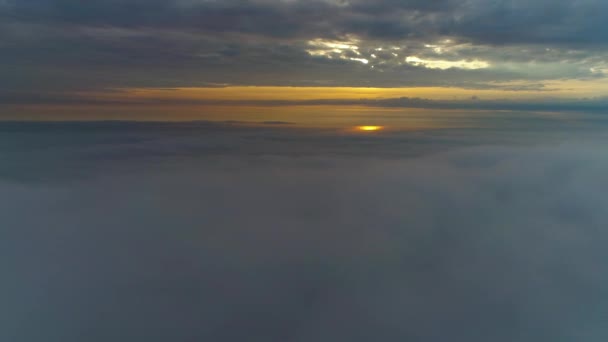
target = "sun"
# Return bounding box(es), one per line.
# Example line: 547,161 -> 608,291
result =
357,125 -> 383,132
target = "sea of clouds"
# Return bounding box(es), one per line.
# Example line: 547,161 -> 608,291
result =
2,121 -> 608,342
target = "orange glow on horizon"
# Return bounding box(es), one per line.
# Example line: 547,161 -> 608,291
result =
109,85 -> 568,102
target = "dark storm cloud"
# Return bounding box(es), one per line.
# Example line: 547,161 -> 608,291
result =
2,122 -> 608,341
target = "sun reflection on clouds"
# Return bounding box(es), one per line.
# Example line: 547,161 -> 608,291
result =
405,56 -> 489,70
306,37 -> 371,64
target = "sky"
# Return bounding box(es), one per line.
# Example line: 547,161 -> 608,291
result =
2,0 -> 608,123
3,2 -> 608,342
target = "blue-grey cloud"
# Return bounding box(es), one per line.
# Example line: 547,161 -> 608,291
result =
2,0 -> 608,94
2,122 -> 608,341
4,0 -> 607,44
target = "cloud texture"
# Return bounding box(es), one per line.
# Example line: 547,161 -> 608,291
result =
2,0 -> 608,96
2,122 -> 608,341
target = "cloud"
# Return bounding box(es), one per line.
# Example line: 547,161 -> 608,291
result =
2,0 -> 608,95
5,88 -> 608,116
5,0 -> 607,45
2,122 -> 608,341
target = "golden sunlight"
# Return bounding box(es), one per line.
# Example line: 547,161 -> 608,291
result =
357,125 -> 383,131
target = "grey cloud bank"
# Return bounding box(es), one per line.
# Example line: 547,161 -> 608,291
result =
2,122 -> 608,341
4,0 -> 607,44
2,0 -> 608,95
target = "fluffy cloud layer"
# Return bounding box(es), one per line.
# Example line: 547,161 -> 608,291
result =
2,122 -> 608,341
